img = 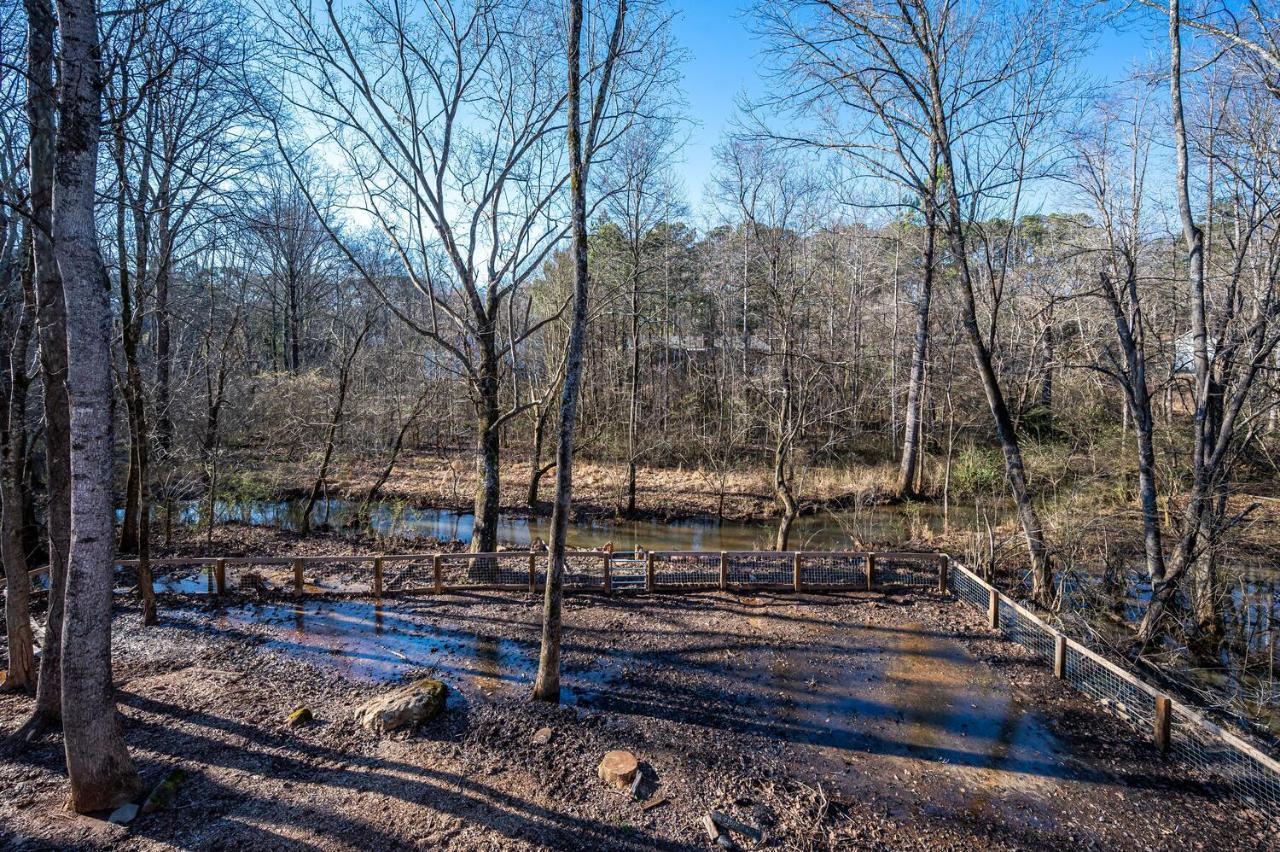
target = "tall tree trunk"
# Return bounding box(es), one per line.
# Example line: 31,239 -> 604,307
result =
1138,0 -> 1210,644
625,263 -> 640,515
534,0 -> 626,702
471,330 -> 501,552
951,235 -> 1053,603
25,0 -> 70,733
897,185 -> 937,499
533,0 -> 588,702
774,334 -> 798,551
2,227 -> 35,692
923,53 -> 1053,605
53,0 -> 145,810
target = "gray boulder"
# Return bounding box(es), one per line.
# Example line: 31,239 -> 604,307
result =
355,678 -> 448,733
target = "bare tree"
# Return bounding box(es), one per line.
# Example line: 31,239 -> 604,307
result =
755,2 -> 942,499
13,0 -> 71,741
0,89 -> 35,691
265,0 -> 580,553
299,312 -> 373,533
760,0 -> 1084,604
1072,91 -> 1169,606
712,141 -> 830,549
53,0 -> 144,810
1136,3 -> 1280,643
597,120 -> 686,514
532,0 -> 631,703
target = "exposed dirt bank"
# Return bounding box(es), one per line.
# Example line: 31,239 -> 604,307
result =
2,579 -> 1268,849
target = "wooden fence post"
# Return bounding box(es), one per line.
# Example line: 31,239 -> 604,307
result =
1053,634 -> 1067,679
719,551 -> 728,591
373,557 -> 384,598
793,552 -> 803,593
1154,694 -> 1172,754
988,588 -> 999,630
528,553 -> 537,593
937,553 -> 949,593
214,559 -> 226,596
865,553 -> 876,591
292,558 -> 304,595
433,554 -> 443,594
646,551 -> 655,592
603,552 -> 612,595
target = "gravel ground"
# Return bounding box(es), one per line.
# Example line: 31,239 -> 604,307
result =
1,581 -> 1272,851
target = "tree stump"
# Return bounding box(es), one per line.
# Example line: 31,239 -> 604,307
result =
597,750 -> 638,790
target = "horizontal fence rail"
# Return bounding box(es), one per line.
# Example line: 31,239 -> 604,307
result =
91,549 -> 949,597
27,546 -> 1278,822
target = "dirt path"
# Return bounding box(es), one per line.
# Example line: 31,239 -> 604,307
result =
1,589 -> 1269,850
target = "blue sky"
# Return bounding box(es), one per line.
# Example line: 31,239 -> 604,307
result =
669,1 -> 1172,216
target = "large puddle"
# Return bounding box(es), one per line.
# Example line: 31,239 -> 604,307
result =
217,600 -> 615,704
219,596 -> 1074,824
219,601 -> 532,689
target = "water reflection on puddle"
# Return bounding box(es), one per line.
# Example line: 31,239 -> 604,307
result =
222,597 -> 1069,822
218,601 -> 538,693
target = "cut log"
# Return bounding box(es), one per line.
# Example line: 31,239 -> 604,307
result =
702,814 -> 738,849
710,810 -> 764,842
597,750 -> 638,790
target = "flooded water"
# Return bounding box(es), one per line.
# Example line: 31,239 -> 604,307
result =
180,496 -> 990,551
217,593 -> 1076,826
219,600 -> 526,686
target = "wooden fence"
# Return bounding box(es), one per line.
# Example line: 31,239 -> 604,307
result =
946,559 -> 1280,823
92,548 -> 947,597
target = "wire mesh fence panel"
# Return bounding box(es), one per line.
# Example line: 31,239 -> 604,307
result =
563,552 -> 607,590
999,598 -> 1056,663
799,552 -> 867,587
948,565 -> 989,611
381,556 -> 437,592
1169,710 -> 1280,819
222,558 -> 296,594
145,560 -> 216,595
725,552 -> 792,586
875,553 -> 938,587
652,552 -> 720,588
949,560 -> 1280,823
439,553 -> 530,588
303,559 -> 375,594
1062,644 -> 1155,729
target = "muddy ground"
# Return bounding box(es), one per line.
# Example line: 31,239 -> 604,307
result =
3,578 -> 1272,851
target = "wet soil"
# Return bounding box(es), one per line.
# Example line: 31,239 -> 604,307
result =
1,587 -> 1270,850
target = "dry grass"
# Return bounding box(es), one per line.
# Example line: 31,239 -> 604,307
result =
220,449 -> 903,522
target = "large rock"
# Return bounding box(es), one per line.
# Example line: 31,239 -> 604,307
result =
355,678 -> 448,733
